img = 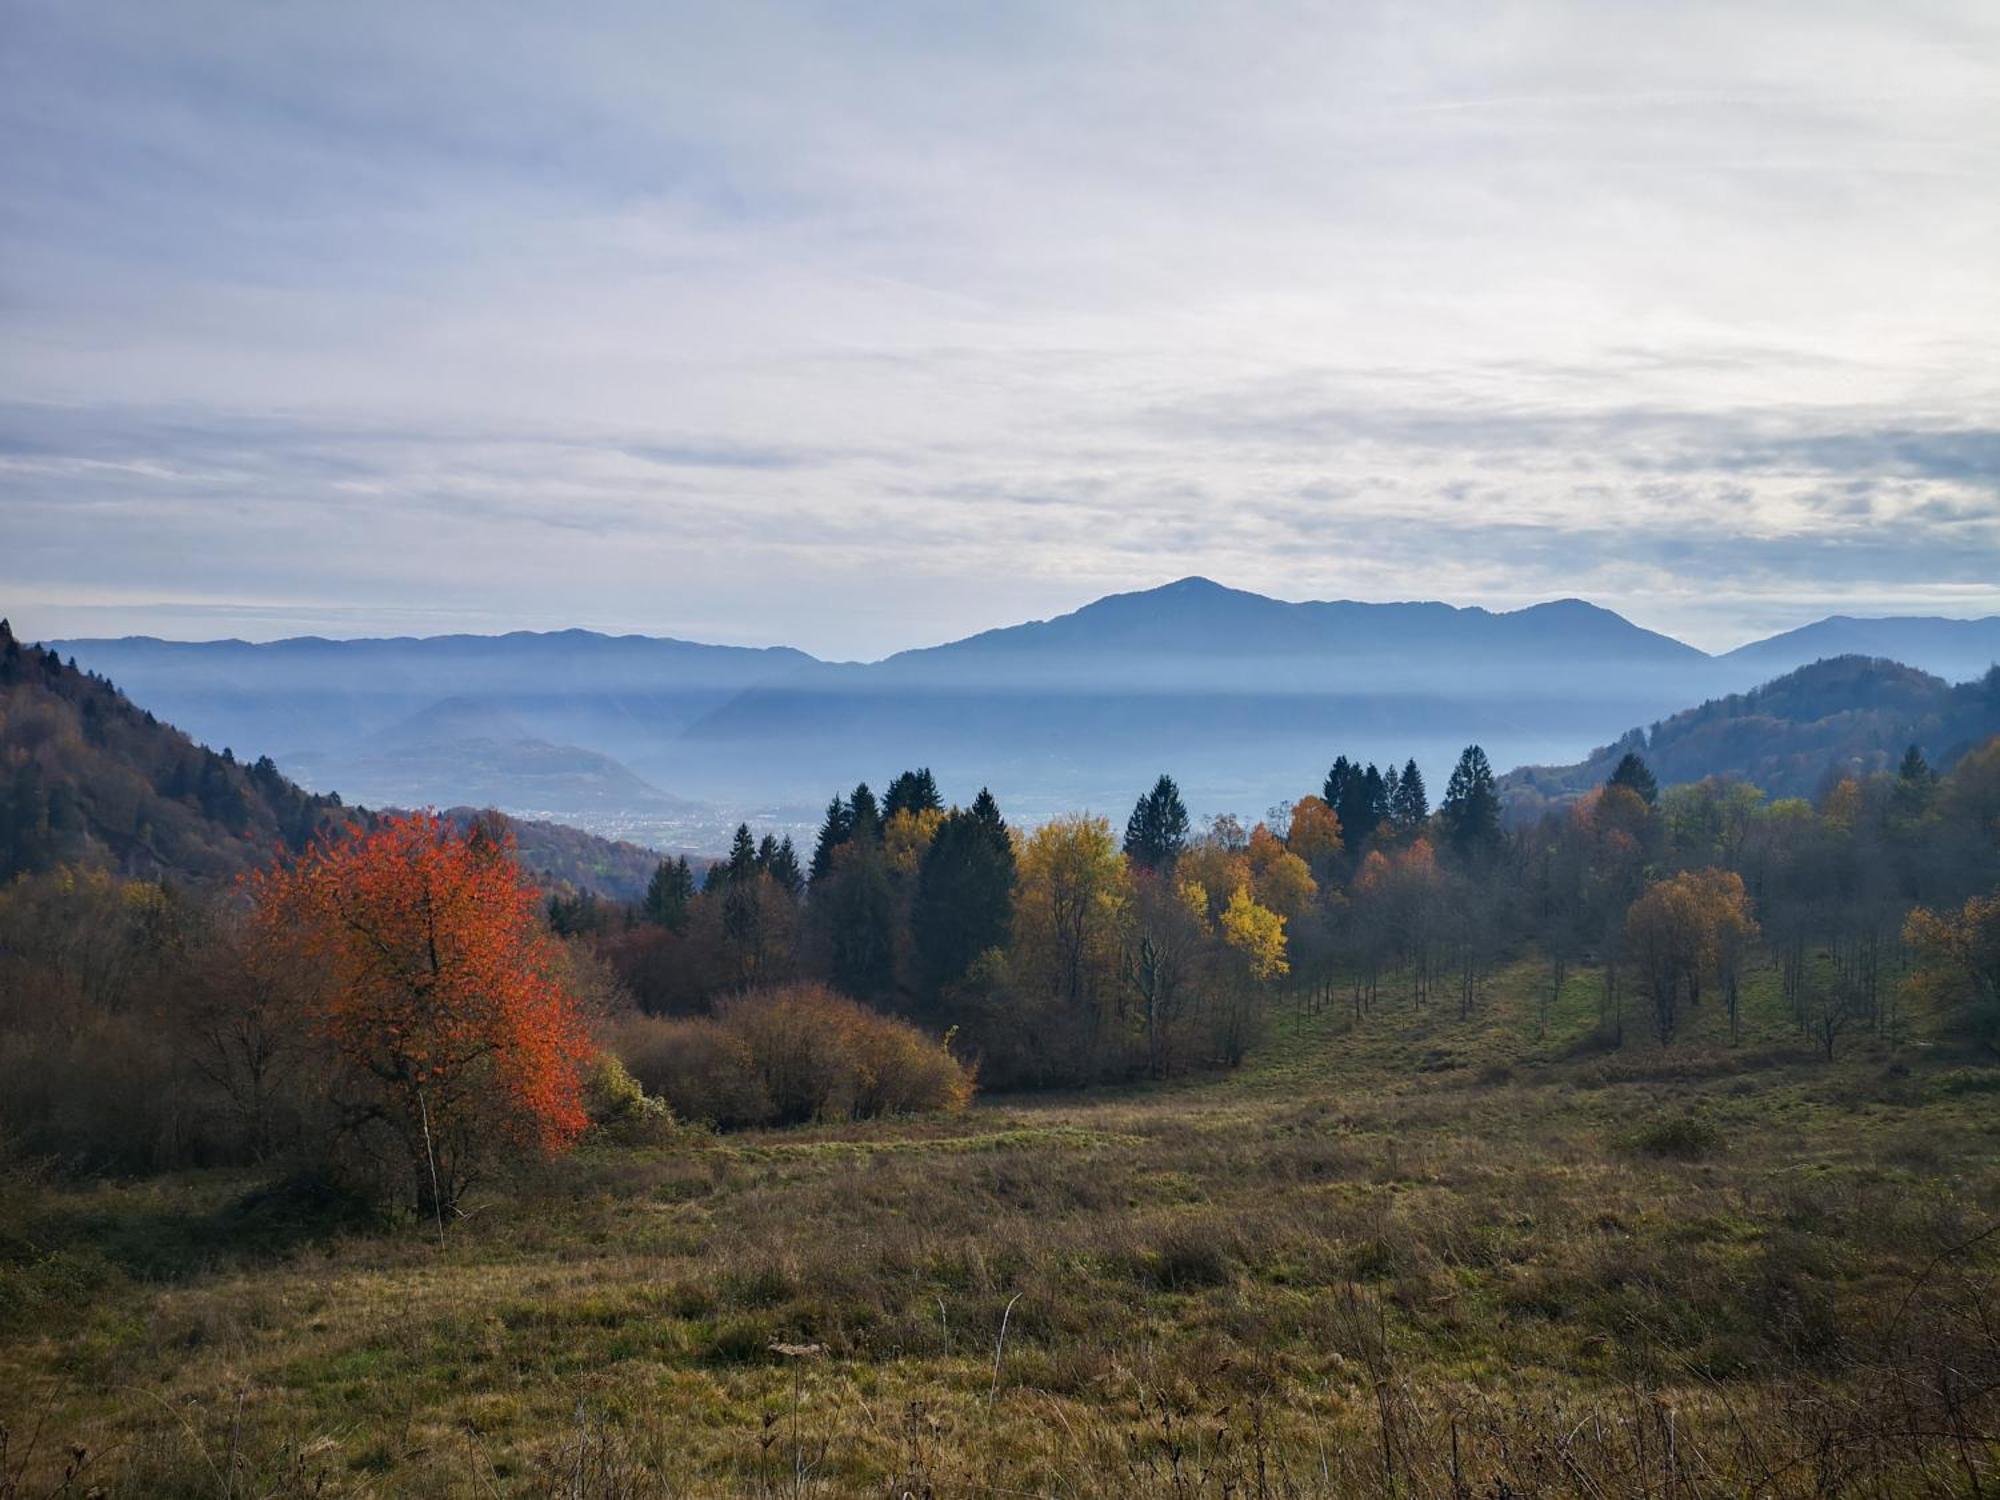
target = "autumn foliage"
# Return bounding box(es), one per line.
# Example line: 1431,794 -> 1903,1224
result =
612,983 -> 973,1127
247,813 -> 592,1212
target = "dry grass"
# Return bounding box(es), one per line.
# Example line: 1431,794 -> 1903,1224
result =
3,955 -> 1998,1496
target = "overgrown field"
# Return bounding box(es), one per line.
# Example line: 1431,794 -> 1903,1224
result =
5,958 -> 1998,1497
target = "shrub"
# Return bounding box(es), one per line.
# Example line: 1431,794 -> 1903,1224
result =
609,986 -> 973,1129
717,985 -> 975,1125
580,1052 -> 677,1144
609,1017 -> 771,1129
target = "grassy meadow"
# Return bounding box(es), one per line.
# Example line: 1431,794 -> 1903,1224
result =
4,956 -> 1998,1497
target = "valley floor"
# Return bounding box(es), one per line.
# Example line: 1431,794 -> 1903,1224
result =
4,959 -> 1999,1497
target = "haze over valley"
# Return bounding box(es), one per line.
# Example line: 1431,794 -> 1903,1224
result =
46,577 -> 2000,851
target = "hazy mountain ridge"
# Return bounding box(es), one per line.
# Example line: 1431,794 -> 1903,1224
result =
1500,655 -> 2000,813
44,581 -> 2000,832
1720,615 -> 2000,688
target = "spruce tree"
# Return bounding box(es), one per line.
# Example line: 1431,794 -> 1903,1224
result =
643,855 -> 695,930
1606,751 -> 1658,806
883,768 -> 943,820
725,823 -> 759,885
913,788 -> 1017,1000
1362,764 -> 1390,836
1393,757 -> 1428,830
722,846 -> 761,947
1123,773 -> 1190,871
1322,755 -> 1353,812
808,795 -> 852,883
822,842 -> 895,1001
1439,744 -> 1501,858
848,783 -> 881,842
767,836 -> 804,899
1334,761 -> 1381,848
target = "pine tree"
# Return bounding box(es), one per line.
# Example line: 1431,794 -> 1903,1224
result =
1392,757 -> 1428,830
1123,773 -> 1190,871
1607,751 -> 1658,806
1439,744 -> 1501,858
1899,744 -> 1934,785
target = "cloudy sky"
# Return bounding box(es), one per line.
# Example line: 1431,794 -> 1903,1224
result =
2,1 -> 1995,658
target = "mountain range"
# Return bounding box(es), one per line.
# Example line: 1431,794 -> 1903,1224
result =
42,580 -> 2000,840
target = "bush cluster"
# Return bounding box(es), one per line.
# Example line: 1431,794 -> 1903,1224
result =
611,984 -> 973,1128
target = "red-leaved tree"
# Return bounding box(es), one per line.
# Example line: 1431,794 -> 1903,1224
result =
247,813 -> 591,1216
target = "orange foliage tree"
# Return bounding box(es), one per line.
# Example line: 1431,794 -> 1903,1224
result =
1624,868 -> 1758,1045
247,813 -> 591,1215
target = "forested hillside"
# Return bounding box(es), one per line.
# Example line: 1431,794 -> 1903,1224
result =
0,618 -> 356,882
0,619 -> 681,899
1502,655 -> 2000,816
433,806 -> 693,904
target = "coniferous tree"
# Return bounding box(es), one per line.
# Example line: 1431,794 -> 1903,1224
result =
1607,751 -> 1659,806
883,768 -> 943,820
767,836 -> 804,899
809,795 -> 852,883
848,783 -> 882,842
1392,757 -> 1429,831
1123,774 -> 1190,872
822,843 -> 895,1001
1323,755 -> 1353,813
725,824 -> 759,885
643,855 -> 696,930
1440,744 -> 1502,858
1334,762 -> 1383,848
913,788 -> 1017,1000
1363,764 -> 1390,836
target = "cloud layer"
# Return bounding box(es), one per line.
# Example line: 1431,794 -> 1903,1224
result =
3,1 -> 1996,655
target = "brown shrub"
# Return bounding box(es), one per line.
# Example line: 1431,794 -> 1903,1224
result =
610,986 -> 973,1129
607,1016 -> 770,1129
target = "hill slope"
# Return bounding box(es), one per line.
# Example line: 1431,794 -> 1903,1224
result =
0,620 -> 676,897
1501,655 -> 2000,812
0,619 -> 356,882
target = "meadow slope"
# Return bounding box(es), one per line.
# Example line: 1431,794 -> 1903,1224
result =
4,955 -> 1998,1497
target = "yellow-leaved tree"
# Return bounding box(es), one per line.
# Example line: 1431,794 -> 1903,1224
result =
1904,893 -> 2000,1054
1221,884 -> 1288,981
1009,814 -> 1131,1073
1246,822 -> 1316,920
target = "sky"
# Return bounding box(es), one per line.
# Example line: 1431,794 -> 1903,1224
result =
2,1 -> 1996,660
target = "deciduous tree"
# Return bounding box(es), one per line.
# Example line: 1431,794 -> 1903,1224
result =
246,813 -> 592,1216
